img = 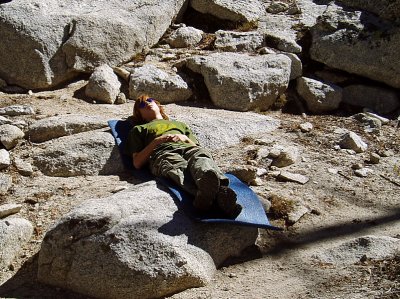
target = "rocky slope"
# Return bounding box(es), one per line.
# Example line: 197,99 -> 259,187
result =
0,0 -> 399,298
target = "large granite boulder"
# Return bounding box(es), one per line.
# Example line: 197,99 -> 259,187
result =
32,131 -> 124,177
183,52 -> 291,111
0,0 -> 186,89
129,64 -> 192,103
38,181 -> 258,298
310,3 -> 400,89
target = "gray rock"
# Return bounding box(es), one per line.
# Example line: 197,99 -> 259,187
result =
364,112 -> 390,124
190,0 -> 265,22
13,157 -> 34,176
343,85 -> 400,115
313,235 -> 400,265
339,131 -> 368,153
310,3 -> 400,89
0,0 -> 187,89
299,122 -> 313,132
129,64 -> 192,103
369,153 -> 381,164
0,116 -> 12,125
184,52 -> 291,111
32,131 -> 124,177
354,168 -> 373,177
287,199 -> 310,225
225,165 -> 258,185
277,171 -> 309,184
0,173 -> 12,195
166,26 -> 204,48
85,65 -> 121,104
0,124 -> 25,150
27,114 -> 108,143
267,1 -> 289,14
0,105 -> 35,116
336,0 -> 400,21
264,32 -> 302,53
38,181 -> 258,298
0,218 -> 33,269
214,30 -> 264,52
353,113 -> 382,130
0,204 -> 22,219
282,53 -> 302,80
296,77 -> 342,114
115,92 -> 127,105
0,149 -> 11,170
270,145 -> 299,168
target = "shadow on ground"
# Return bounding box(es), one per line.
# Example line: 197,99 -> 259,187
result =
1,209 -> 398,298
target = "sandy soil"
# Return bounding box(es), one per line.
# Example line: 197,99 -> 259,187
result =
0,82 -> 399,299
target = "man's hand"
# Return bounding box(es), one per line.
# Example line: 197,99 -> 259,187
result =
133,134 -> 196,169
155,134 -> 196,146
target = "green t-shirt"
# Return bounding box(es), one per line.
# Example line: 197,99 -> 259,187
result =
125,119 -> 199,155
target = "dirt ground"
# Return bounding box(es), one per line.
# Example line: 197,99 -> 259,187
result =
0,82 -> 399,299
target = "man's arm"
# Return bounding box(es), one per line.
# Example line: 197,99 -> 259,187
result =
132,134 -> 196,169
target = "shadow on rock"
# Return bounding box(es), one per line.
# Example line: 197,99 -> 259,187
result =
0,253 -> 93,299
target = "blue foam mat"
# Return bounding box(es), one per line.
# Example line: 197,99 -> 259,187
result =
108,119 -> 281,230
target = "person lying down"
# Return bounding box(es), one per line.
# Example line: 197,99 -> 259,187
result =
125,95 -> 242,219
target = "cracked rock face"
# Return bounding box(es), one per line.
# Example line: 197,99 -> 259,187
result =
0,0 -> 187,89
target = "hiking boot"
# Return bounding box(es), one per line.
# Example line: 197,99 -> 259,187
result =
193,170 -> 220,211
216,186 -> 242,219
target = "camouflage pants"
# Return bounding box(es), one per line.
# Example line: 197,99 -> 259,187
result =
149,145 -> 228,195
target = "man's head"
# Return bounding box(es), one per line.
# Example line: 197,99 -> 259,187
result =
133,95 -> 169,124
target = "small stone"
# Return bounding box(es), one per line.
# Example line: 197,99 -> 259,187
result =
0,149 -> 11,170
251,177 -> 263,186
267,2 -> 289,13
13,157 -> 34,176
369,153 -> 380,164
59,94 -> 70,101
115,92 -> 127,105
327,168 -> 338,174
112,186 -> 129,193
271,146 -> 299,168
351,163 -> 364,170
0,204 -> 22,218
278,171 -> 309,184
299,122 -> 313,132
354,168 -> 373,177
259,47 -> 276,55
256,168 -> 268,176
269,170 -> 281,177
339,131 -> 368,153
346,149 -> 356,155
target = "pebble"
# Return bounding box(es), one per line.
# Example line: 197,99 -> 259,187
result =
278,171 -> 309,184
299,122 -> 313,132
369,152 -> 380,164
327,168 -> 338,174
0,203 -> 22,219
354,168 -> 373,177
351,163 -> 364,170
